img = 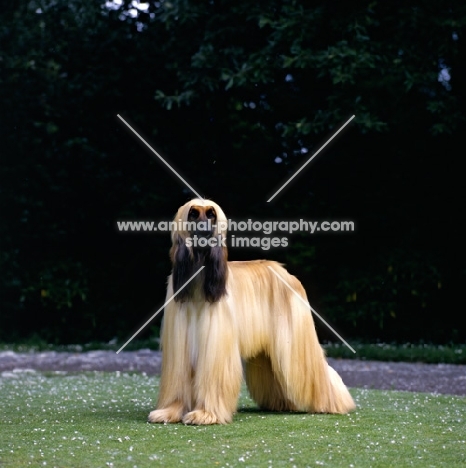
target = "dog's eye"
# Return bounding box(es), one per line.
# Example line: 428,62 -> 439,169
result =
188,208 -> 200,220
205,208 -> 216,220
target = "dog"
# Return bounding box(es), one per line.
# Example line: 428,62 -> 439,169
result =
148,198 -> 355,425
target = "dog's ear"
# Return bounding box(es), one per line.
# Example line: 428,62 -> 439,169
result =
203,244 -> 228,302
171,235 -> 194,302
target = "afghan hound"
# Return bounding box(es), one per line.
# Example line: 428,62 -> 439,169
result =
148,199 -> 355,425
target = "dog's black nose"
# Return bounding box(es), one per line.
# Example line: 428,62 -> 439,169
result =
194,228 -> 213,239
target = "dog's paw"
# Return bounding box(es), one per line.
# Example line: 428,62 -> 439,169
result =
148,408 -> 182,424
182,409 -> 230,425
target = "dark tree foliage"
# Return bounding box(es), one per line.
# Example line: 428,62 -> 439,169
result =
1,0 -> 465,343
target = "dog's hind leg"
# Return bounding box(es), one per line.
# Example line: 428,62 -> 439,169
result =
269,294 -> 356,415
245,352 -> 297,412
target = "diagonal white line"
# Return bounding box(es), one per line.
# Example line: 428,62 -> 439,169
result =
267,266 -> 356,353
117,114 -> 204,199
116,266 -> 205,354
267,115 -> 356,202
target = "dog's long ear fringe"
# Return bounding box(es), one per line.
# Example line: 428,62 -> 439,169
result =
203,245 -> 228,302
170,199 -> 229,303
171,236 -> 194,302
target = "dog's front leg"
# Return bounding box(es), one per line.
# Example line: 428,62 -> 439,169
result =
182,353 -> 242,425
148,302 -> 192,424
182,306 -> 242,425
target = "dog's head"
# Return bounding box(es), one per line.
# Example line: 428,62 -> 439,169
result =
170,199 -> 228,302
170,198 -> 227,247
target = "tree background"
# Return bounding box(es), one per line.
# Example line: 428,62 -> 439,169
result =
1,0 -> 465,344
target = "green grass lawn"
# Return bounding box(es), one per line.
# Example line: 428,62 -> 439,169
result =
0,371 -> 465,467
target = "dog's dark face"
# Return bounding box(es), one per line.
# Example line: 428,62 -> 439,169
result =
187,205 -> 217,240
